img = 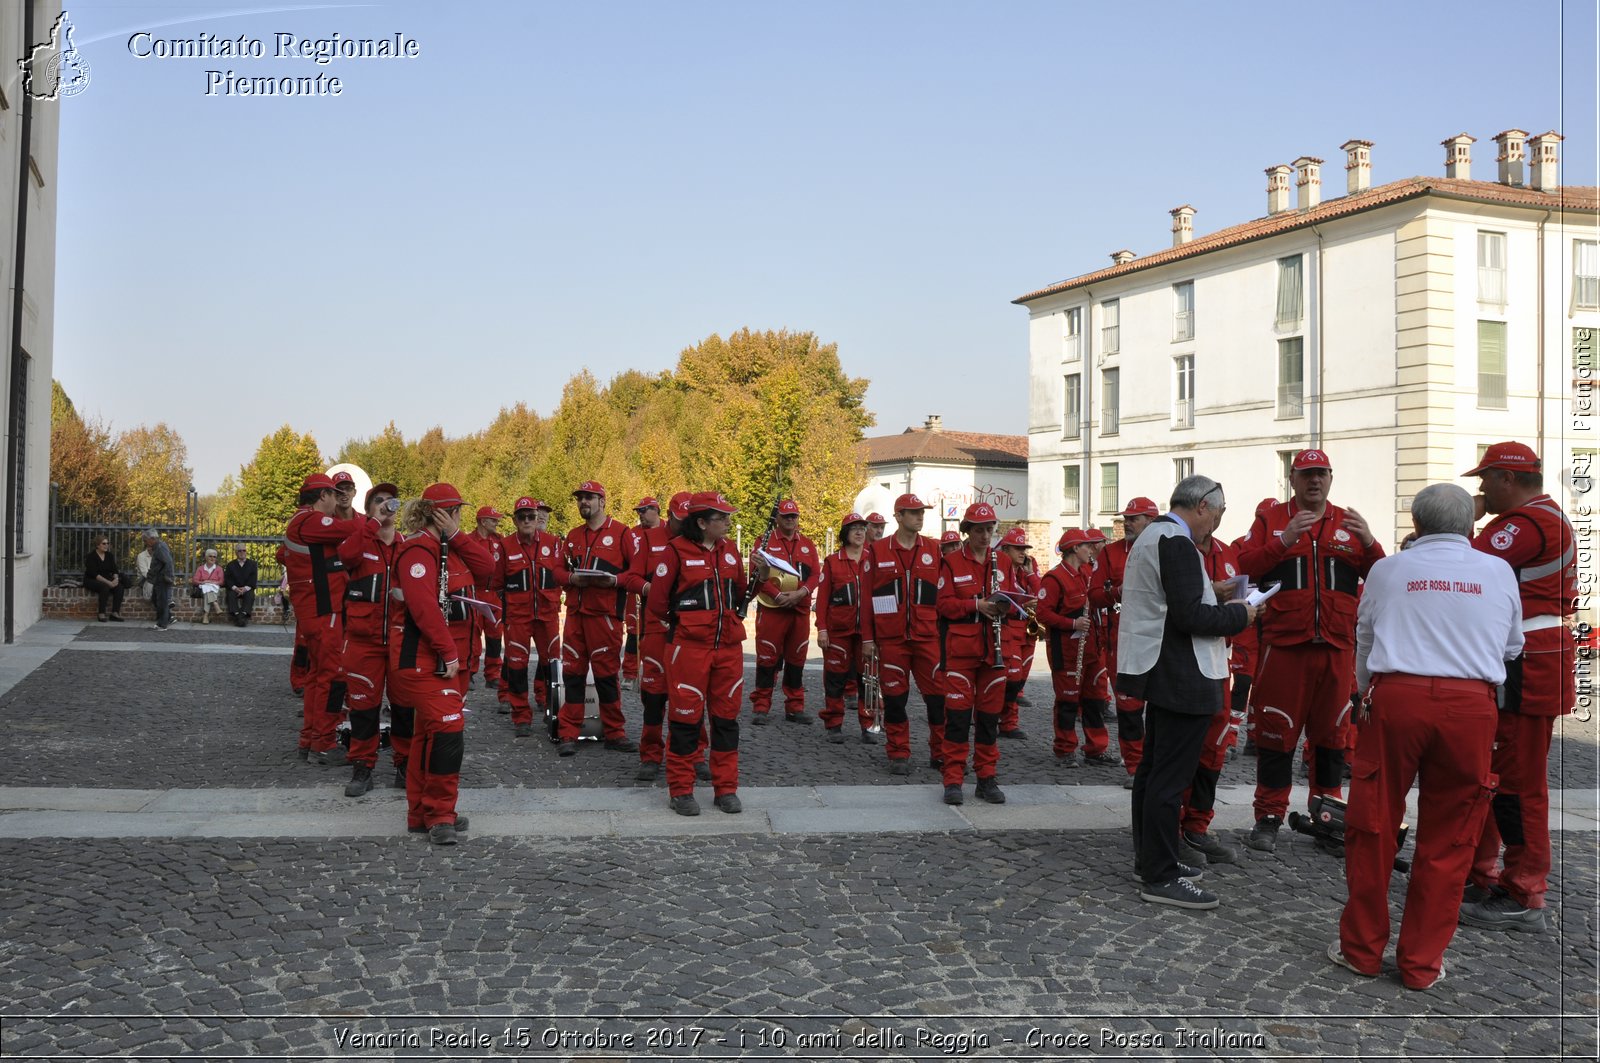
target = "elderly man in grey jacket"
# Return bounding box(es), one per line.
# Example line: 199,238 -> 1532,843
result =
1117,476 -> 1256,909
142,529 -> 175,631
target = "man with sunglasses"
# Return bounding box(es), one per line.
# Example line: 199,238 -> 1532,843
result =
555,482 -> 639,756
748,499 -> 820,725
495,498 -> 562,738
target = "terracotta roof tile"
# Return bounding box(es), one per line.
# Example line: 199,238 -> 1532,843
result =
861,427 -> 1029,469
1015,177 -> 1600,304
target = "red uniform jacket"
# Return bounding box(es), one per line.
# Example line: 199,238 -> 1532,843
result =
1089,538 -> 1132,611
936,546 -> 1013,664
1037,562 -> 1090,631
816,549 -> 872,639
646,535 -> 748,648
494,530 -> 563,620
284,508 -> 363,618
749,530 -> 819,610
619,523 -> 674,634
864,533 -> 942,643
561,517 -> 637,619
1199,536 -> 1243,646
1473,494 -> 1577,619
337,517 -> 398,642
388,530 -> 495,673
1237,500 -> 1385,649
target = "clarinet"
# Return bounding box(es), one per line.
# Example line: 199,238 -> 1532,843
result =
435,534 -> 451,677
988,546 -> 1004,667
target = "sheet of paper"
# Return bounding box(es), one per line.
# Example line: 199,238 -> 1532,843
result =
1220,573 -> 1249,601
757,550 -> 803,578
1245,581 -> 1281,608
872,594 -> 898,615
451,594 -> 501,623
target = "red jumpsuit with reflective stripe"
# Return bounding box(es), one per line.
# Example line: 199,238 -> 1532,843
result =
816,549 -> 874,733
864,534 -> 946,764
337,518 -> 404,771
1037,561 -> 1109,757
467,530 -> 503,688
493,530 -> 562,728
284,508 -> 362,753
1090,539 -> 1141,775
999,559 -> 1042,733
647,535 -> 748,799
620,522 -> 695,767
558,517 -> 637,742
1180,537 -> 1244,835
937,546 -> 1012,787
748,531 -> 820,717
1469,494 -> 1577,910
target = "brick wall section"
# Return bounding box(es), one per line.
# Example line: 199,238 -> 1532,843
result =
43,586 -> 289,624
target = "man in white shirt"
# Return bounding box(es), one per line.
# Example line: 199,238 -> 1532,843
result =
1330,484 -> 1523,992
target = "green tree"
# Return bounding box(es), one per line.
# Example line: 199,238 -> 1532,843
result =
118,423 -> 193,516
236,425 -> 324,527
49,380 -> 126,512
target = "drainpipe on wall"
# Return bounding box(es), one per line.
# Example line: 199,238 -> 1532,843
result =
1310,226 -> 1326,447
1082,290 -> 1094,530
4,0 -> 35,645
1536,209 -> 1551,456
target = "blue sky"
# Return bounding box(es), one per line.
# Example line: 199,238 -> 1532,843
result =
52,0 -> 1599,493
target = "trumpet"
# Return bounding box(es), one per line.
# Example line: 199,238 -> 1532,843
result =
862,644 -> 885,736
1024,599 -> 1046,640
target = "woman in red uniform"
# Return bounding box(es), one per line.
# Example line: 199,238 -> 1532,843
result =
816,513 -> 876,744
337,480 -> 404,794
996,526 -> 1040,739
935,503 -> 1011,805
389,483 -> 494,844
1037,529 -> 1111,766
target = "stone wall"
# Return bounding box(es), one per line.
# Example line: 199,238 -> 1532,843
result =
42,585 -> 289,625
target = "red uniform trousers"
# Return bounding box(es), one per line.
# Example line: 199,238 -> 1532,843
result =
999,621 -> 1033,732
504,613 -> 562,726
1469,627 -> 1573,910
290,626 -> 311,692
1103,627 -> 1145,777
469,613 -> 503,686
560,611 -> 626,741
822,635 -> 871,732
1180,677 -> 1236,836
1339,674 -> 1498,989
664,638 -> 744,798
941,657 -> 1006,786
750,606 -> 809,716
391,667 -> 468,830
296,612 -> 346,753
1046,630 -> 1109,757
342,635 -> 408,771
1251,641 -> 1354,820
622,593 -> 641,680
877,637 -> 945,764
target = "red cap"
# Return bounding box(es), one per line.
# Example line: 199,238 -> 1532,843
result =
1292,449 -> 1332,472
840,511 -> 868,531
893,493 -> 927,512
776,499 -> 800,516
1256,496 -> 1278,516
1121,497 -> 1160,518
330,471 -> 355,487
999,526 -> 1030,548
634,497 -> 659,512
476,505 -> 503,522
940,530 -> 962,545
688,490 -> 736,515
1057,528 -> 1083,551
1464,441 -> 1541,477
668,491 -> 693,521
867,512 -> 887,525
368,481 -> 399,502
300,474 -> 335,494
1080,527 -> 1108,544
573,481 -> 607,498
422,483 -> 465,508
961,502 -> 998,526
512,497 -> 542,514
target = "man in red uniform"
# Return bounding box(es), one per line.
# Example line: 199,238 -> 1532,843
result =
863,494 -> 946,774
621,497 -> 661,689
936,502 -> 1012,805
996,527 -> 1041,740
337,480 -> 404,794
466,505 -> 505,692
556,481 -> 638,756
284,473 -> 363,764
619,492 -> 693,780
817,513 -> 876,743
331,470 -> 359,521
1238,449 -> 1385,852
748,499 -> 819,724
940,530 -> 961,556
1037,529 -> 1108,764
1092,498 -> 1160,785
494,498 -> 559,739
866,513 -> 887,543
1460,442 -> 1578,932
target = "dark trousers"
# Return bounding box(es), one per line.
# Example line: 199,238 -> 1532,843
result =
93,584 -> 125,616
151,584 -> 173,628
226,588 -> 255,625
1131,702 -> 1214,884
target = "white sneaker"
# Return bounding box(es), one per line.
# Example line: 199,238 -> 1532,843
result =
1327,941 -> 1378,978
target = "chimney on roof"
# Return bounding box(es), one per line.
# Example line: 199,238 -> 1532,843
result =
1110,249 -> 1135,265
1266,165 -> 1293,215
1342,139 -> 1373,194
1442,133 -> 1475,179
1169,205 -> 1196,247
924,414 -> 942,432
1294,156 -> 1323,210
1493,129 -> 1528,186
1528,131 -> 1562,191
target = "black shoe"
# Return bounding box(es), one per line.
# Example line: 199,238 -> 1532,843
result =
751,713 -> 771,726
485,678 -> 498,691
999,728 -> 1028,740
1183,830 -> 1240,865
1122,774 -> 1136,790
1246,816 -> 1282,853
670,794 -> 701,817
942,784 -> 964,805
785,712 -> 813,725
97,614 -> 107,622
558,741 -> 577,757
1462,882 -> 1505,905
1135,859 -> 1204,882
1458,894 -> 1549,932
929,757 -> 944,770
1057,752 -> 1082,768
296,748 -> 310,762
109,614 -> 124,622
604,737 -> 639,753
695,761 -> 711,782
513,722 -> 532,737
715,793 -> 742,814
861,728 -> 882,745
292,687 -> 305,697
1084,751 -> 1122,767
826,728 -> 845,745
392,764 -> 407,788
975,777 -> 1006,804
635,761 -> 661,782
344,765 -> 373,797
312,747 -> 347,767
1140,877 -> 1218,909
429,823 -> 457,845
452,816 -> 469,832
888,760 -> 911,776
1015,692 -> 1033,707
497,704 -> 511,715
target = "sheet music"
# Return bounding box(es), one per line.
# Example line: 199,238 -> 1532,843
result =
450,594 -> 502,623
1245,581 -> 1281,608
757,550 -> 803,578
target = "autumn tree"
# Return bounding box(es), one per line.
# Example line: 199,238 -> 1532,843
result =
118,423 -> 194,516
49,380 -> 126,512
236,425 -> 324,527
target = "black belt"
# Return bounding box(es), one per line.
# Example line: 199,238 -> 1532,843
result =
344,574 -> 383,602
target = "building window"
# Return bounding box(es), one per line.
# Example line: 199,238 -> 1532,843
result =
10,351 -> 27,554
1576,240 -> 1599,310
1477,231 -> 1507,309
1478,320 -> 1508,409
1576,326 -> 1596,375
1173,281 -> 1195,341
1063,374 -> 1081,439
1100,463 -> 1119,514
1278,450 -> 1297,500
1277,338 -> 1304,417
1063,307 -> 1082,362
1101,299 -> 1120,355
1275,255 -> 1303,329
1062,465 -> 1080,515
1174,457 -> 1193,485
1173,355 -> 1195,428
1101,368 -> 1120,436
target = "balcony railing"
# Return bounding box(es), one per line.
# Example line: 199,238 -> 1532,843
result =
1277,383 -> 1304,418
1173,398 -> 1193,428
1173,311 -> 1194,342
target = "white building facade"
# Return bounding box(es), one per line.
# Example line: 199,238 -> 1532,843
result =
1018,134 -> 1598,576
854,416 -> 1028,537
